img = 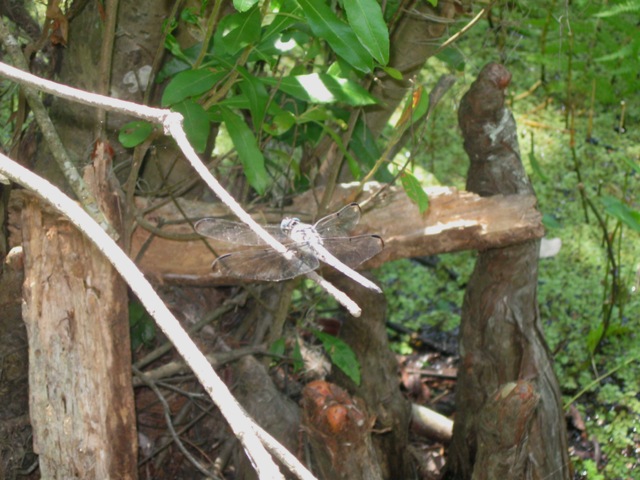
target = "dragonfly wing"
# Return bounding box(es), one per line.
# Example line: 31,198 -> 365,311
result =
195,218 -> 286,245
313,203 -> 362,238
320,235 -> 384,267
211,247 -> 319,281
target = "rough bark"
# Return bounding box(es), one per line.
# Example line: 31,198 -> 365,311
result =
0,220 -> 32,479
444,63 -> 571,479
302,380 -> 383,480
40,0 -> 171,188
330,277 -> 413,479
21,195 -> 137,479
15,2 -> 152,473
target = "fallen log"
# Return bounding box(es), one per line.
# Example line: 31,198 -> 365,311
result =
129,182 -> 544,284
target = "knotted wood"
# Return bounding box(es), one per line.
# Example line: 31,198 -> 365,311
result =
444,63 -> 571,480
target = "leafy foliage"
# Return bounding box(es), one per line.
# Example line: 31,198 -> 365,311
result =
312,330 -> 361,385
118,0 -> 423,202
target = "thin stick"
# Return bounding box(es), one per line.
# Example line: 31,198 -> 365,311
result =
0,156 -> 319,480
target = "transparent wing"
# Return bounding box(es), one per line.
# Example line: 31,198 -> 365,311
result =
211,246 -> 319,281
313,203 -> 362,238
320,234 -> 384,267
195,218 -> 287,245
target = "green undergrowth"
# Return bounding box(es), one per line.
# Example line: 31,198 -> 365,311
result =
377,2 -> 640,477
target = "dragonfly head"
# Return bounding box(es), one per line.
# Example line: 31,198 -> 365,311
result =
280,217 -> 300,234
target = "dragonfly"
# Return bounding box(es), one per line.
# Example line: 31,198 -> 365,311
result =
194,203 -> 384,292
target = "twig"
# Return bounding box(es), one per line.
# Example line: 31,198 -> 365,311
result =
134,299 -> 242,369
94,0 -> 119,139
133,366 -> 218,478
0,156 -> 320,480
430,3 -> 493,58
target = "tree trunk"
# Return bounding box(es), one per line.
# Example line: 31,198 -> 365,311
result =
331,277 -> 413,479
21,195 -> 137,478
444,63 -> 571,479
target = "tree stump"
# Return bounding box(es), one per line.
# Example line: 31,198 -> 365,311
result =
444,63 -> 571,479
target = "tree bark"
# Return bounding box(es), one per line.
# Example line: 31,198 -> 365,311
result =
444,63 -> 571,479
21,195 -> 137,478
330,277 -> 413,479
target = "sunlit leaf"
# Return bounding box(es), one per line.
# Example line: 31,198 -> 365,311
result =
381,65 -> 403,80
343,0 -> 389,64
234,0 -> 259,12
261,73 -> 377,105
296,0 -> 373,73
214,6 -> 261,55
219,106 -> 270,194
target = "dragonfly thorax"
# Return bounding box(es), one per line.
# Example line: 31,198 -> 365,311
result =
281,218 -> 323,246
280,217 -> 300,234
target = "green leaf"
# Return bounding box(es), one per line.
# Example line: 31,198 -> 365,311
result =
296,0 -> 373,73
236,67 -> 269,130
219,106 -> 270,194
261,73 -> 377,105
436,47 -> 465,71
601,196 -> 640,233
180,7 -> 199,25
164,33 -> 191,64
381,65 -> 403,80
594,1 -> 640,18
214,6 -> 262,55
401,172 -> 429,214
343,0 -> 390,65
542,213 -> 562,230
118,121 -> 154,148
263,110 -> 296,136
313,330 -> 361,385
269,338 -> 286,357
129,301 -> 156,350
161,69 -> 226,107
350,119 -> 393,182
292,339 -> 305,372
621,156 -> 640,174
234,0 -> 259,12
172,100 -> 210,153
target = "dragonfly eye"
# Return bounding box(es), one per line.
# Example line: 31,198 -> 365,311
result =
281,217 -> 300,233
